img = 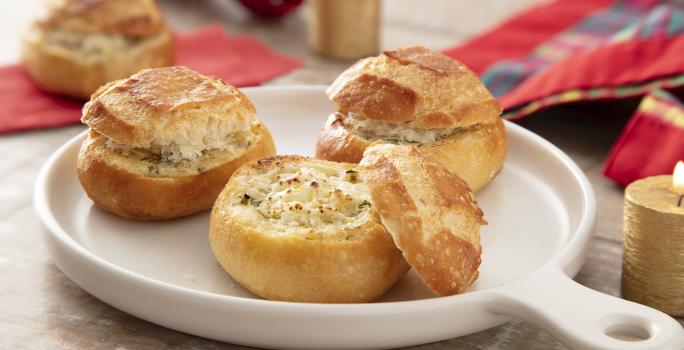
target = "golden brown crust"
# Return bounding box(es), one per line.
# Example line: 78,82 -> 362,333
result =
327,46 -> 502,130
90,66 -> 249,112
242,154 -> 307,172
209,156 -> 409,303
77,124 -> 276,220
315,113 -> 508,192
315,114 -> 368,164
328,74 -> 417,123
21,29 -> 174,100
419,118 -> 507,192
81,67 -> 254,145
34,0 -> 167,37
384,46 -> 465,76
360,144 -> 484,296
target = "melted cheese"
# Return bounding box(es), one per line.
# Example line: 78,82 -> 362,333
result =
105,123 -> 257,165
37,29 -> 169,63
341,112 -> 457,144
231,161 -> 372,239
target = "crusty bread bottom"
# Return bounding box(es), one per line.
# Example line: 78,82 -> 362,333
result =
77,123 -> 276,220
315,114 -> 507,192
209,156 -> 410,303
420,118 -> 507,192
21,30 -> 174,100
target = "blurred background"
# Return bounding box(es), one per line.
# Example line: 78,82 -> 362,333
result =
1,0 -> 539,68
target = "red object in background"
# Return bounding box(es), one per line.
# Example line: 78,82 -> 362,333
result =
0,66 -> 83,133
442,0 -> 684,116
603,90 -> 684,186
443,0 -> 612,75
498,36 -> 684,113
175,25 -> 300,86
237,0 -> 303,18
0,25 -> 300,134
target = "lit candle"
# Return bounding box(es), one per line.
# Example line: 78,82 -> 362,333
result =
622,161 -> 684,316
674,161 -> 684,206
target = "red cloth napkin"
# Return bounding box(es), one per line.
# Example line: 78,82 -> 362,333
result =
603,90 -> 684,186
443,0 -> 613,76
0,25 -> 300,134
444,0 -> 684,119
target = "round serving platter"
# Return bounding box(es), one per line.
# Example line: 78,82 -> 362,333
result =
35,86 -> 684,349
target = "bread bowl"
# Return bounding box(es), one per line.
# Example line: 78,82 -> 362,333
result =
316,45 -> 507,192
209,144 -> 485,302
22,0 -> 174,99
77,66 -> 276,220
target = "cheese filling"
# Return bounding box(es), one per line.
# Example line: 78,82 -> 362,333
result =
105,128 -> 257,163
340,112 -> 458,145
34,28 -> 169,62
231,161 -> 373,238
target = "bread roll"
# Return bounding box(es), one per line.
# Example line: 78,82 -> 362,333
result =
77,66 -> 276,220
316,45 -> 507,192
210,144 -> 486,302
22,0 -> 174,99
360,144 -> 484,295
209,156 -> 410,303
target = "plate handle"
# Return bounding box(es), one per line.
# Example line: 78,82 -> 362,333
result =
486,266 -> 684,350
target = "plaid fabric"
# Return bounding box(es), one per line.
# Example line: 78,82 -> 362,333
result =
470,0 -> 684,118
612,2 -> 684,41
603,89 -> 684,185
507,73 -> 684,120
483,0 -> 654,97
638,89 -> 684,127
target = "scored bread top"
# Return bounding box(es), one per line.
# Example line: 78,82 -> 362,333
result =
81,66 -> 257,148
327,46 -> 501,130
360,144 -> 485,295
32,0 -> 167,37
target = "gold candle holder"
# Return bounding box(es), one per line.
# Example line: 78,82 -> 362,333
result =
307,0 -> 380,60
622,167 -> 684,316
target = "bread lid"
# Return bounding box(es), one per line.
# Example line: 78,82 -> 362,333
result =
327,45 -> 501,130
81,66 -> 256,147
360,144 -> 485,295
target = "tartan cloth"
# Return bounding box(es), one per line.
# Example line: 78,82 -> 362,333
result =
603,90 -> 684,185
444,0 -> 684,184
444,0 -> 684,120
482,1 -> 653,98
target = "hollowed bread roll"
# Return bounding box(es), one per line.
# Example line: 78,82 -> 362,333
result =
210,144 -> 486,302
316,45 -> 507,192
209,156 -> 410,303
22,0 -> 174,99
361,144 -> 485,295
77,66 -> 276,220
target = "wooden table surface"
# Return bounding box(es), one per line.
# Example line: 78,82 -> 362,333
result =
2,1 -> 682,349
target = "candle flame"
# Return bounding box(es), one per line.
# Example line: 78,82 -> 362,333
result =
674,161 -> 684,195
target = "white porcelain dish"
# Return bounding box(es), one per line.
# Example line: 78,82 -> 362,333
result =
35,86 -> 684,349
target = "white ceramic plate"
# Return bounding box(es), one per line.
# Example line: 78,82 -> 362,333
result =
35,86 -> 684,350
